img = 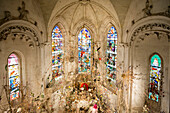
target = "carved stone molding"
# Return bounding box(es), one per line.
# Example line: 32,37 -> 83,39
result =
134,32 -> 169,47
0,25 -> 40,47
130,23 -> 170,42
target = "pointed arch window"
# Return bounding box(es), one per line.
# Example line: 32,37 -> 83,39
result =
52,26 -> 63,80
106,26 -> 117,82
78,28 -> 91,72
149,54 -> 162,102
8,53 -> 20,101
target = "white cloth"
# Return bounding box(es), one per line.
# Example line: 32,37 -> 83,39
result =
77,100 -> 89,109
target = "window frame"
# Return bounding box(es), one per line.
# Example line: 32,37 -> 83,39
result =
146,52 -> 163,111
51,25 -> 65,81
77,27 -> 92,74
106,26 -> 118,83
7,52 -> 22,103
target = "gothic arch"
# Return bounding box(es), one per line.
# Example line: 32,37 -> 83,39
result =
149,52 -> 163,65
49,0 -> 120,29
98,17 -> 120,81
72,22 -> 95,73
6,50 -> 26,90
47,18 -> 69,80
0,20 -> 41,48
51,24 -> 65,80
127,16 -> 170,45
7,52 -> 21,101
71,19 -> 96,38
100,19 -> 120,54
146,52 -> 163,111
50,22 -> 67,52
48,16 -> 69,41
127,16 -> 170,112
0,19 -> 43,96
99,16 -> 121,42
6,49 -> 28,103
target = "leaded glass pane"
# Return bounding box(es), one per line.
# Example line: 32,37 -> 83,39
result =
149,54 -> 161,102
78,28 -> 91,72
8,54 -> 20,100
52,26 -> 63,80
106,26 -> 117,82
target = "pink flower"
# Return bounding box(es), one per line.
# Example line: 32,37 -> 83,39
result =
93,104 -> 97,109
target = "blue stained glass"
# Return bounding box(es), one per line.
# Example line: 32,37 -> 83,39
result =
106,27 -> 117,82
8,53 -> 20,100
78,28 -> 91,72
52,26 -> 63,80
149,54 -> 162,102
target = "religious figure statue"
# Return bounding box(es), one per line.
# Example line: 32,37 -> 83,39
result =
0,11 -> 12,25
4,11 -> 12,21
142,0 -> 153,16
18,1 -> 29,20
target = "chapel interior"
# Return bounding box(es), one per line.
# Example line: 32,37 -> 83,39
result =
0,0 -> 169,113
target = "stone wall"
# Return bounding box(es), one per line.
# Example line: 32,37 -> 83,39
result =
0,0 -> 169,112
124,0 -> 170,112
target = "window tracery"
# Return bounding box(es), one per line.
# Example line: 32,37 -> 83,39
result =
106,26 -> 117,82
8,53 -> 20,100
52,26 -> 63,80
78,28 -> 91,72
149,53 -> 162,102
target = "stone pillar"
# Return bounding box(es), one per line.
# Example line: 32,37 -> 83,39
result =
168,42 -> 170,113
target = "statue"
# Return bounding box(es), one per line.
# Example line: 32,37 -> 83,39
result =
18,1 -> 29,20
0,11 -> 12,25
4,11 -> 12,21
142,0 -> 153,16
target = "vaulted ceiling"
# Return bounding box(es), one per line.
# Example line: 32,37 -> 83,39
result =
110,0 -> 132,26
38,0 -> 132,26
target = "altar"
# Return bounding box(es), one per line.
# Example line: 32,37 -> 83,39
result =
61,74 -> 108,112
50,73 -> 116,113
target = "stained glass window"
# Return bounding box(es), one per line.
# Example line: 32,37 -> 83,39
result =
106,26 -> 117,82
8,53 -> 20,101
149,54 -> 162,102
78,28 -> 91,72
52,26 -> 63,80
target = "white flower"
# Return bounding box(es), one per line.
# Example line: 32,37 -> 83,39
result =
17,108 -> 22,112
